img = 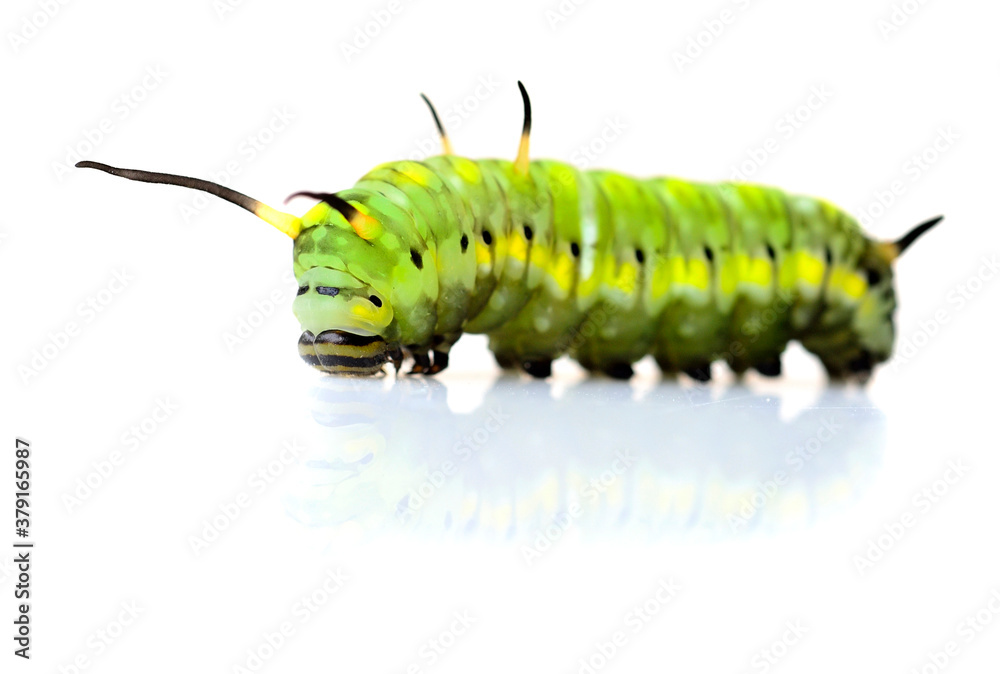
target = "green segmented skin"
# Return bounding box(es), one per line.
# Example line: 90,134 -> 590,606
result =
292,157 -> 897,380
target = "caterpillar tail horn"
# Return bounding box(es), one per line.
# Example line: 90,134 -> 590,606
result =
75,160 -> 302,239
879,215 -> 944,262
514,80 -> 532,176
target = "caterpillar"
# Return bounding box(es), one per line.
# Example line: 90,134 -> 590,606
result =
77,82 -> 941,382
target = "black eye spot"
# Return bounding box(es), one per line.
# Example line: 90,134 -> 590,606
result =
316,286 -> 340,297
635,248 -> 645,263
571,242 -> 580,257
460,234 -> 469,253
523,225 -> 533,240
482,230 -> 493,245
703,246 -> 714,263
766,244 -> 776,260
369,295 -> 382,307
297,285 -> 309,296
866,268 -> 882,286
825,247 -> 833,265
410,249 -> 423,270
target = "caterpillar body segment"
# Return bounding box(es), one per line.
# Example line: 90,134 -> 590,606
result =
291,157 -> 906,381
76,84 -> 940,382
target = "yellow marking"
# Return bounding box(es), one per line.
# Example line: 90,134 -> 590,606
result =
613,261 -> 638,295
440,136 -> 454,156
651,258 -> 671,298
514,132 -> 530,176
454,159 -> 481,184
720,254 -> 741,295
475,241 -> 491,266
347,203 -> 382,240
401,168 -> 431,187
350,303 -> 379,322
780,251 -> 824,289
507,233 -> 528,262
253,203 -> 302,239
745,257 -> 772,287
530,243 -> 550,271
829,267 -> 867,299
687,258 -> 710,290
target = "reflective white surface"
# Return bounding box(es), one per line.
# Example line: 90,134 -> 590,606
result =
288,376 -> 886,539
4,0 -> 1000,670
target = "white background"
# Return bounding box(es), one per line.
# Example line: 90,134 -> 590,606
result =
3,0 -> 1000,671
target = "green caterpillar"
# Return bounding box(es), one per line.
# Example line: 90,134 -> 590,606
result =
78,82 -> 941,382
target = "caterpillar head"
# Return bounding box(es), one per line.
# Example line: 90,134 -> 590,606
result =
288,191 -> 400,376
74,162 -> 398,376
292,267 -> 394,376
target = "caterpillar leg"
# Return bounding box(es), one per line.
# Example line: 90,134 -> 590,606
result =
751,355 -> 783,378
425,332 -> 461,375
577,355 -> 636,380
682,363 -> 713,383
406,347 -> 432,375
491,348 -> 553,378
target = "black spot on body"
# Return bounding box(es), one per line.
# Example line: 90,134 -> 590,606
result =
704,246 -> 714,263
369,295 -> 382,307
866,268 -> 882,286
410,249 -> 423,269
297,286 -> 309,296
635,249 -> 645,263
482,230 -> 492,245
571,242 -> 580,257
460,234 -> 469,253
523,225 -> 533,240
766,244 -> 776,260
316,286 -> 340,297
825,247 -> 833,265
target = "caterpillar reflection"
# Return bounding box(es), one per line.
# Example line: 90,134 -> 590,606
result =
78,82 -> 941,382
